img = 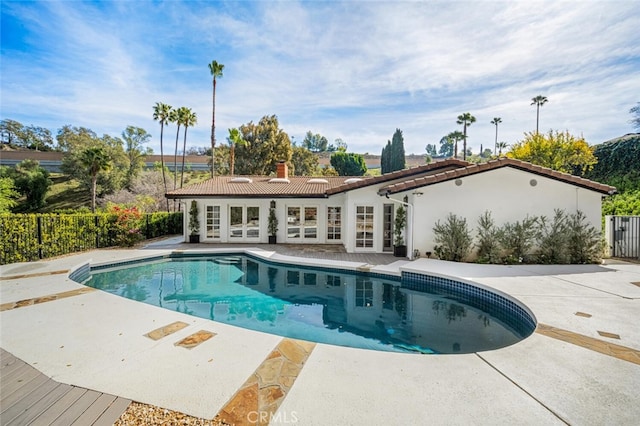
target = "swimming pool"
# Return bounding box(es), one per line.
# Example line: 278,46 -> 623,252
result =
80,253 -> 536,354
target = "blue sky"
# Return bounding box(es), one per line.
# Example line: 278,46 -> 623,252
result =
2,0 -> 639,155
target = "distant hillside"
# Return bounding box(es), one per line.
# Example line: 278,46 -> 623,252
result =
584,133 -> 640,192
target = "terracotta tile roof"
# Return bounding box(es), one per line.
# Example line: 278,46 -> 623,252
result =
378,157 -> 617,196
167,157 -> 616,199
167,158 -> 470,198
324,158 -> 469,195
166,176 -> 358,198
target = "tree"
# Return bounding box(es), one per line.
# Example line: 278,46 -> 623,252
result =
291,145 -> 319,176
121,126 -> 151,189
531,95 -> 548,133
425,144 -> 438,157
0,119 -> 23,145
584,133 -> 640,192
380,129 -> 406,174
79,147 -> 112,212
490,117 -> 502,155
56,125 -> 97,152
630,102 -> 640,131
507,130 -> 596,174
330,151 -> 367,176
169,108 -> 184,192
438,135 -> 454,157
16,125 -> 54,151
58,126 -> 128,198
334,138 -> 347,151
390,128 -> 406,172
497,141 -> 508,156
234,115 -> 292,175
227,127 -> 246,176
302,131 -> 328,152
447,131 -> 464,158
456,113 -> 476,160
381,141 -> 391,174
208,60 -> 225,177
152,102 -> 172,211
12,159 -> 51,211
180,108 -> 197,188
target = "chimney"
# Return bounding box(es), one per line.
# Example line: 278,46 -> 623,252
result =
276,161 -> 288,179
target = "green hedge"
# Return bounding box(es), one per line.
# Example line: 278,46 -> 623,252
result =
0,212 -> 182,265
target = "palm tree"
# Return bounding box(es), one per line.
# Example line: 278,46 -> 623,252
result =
227,128 -> 246,175
447,131 -> 465,159
180,108 -> 197,189
169,108 -> 182,194
490,117 -> 502,156
152,102 -> 172,212
456,113 -> 476,160
79,146 -> 111,213
497,141 -> 509,156
531,95 -> 548,133
208,60 -> 224,177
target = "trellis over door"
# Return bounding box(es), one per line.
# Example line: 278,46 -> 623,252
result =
229,206 -> 260,240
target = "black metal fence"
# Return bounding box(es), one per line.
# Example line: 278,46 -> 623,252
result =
609,215 -> 640,259
0,212 -> 182,265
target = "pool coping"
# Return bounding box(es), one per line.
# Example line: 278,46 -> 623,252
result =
1,245 -> 639,424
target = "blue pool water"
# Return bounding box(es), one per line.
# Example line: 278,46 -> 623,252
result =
83,254 -> 535,354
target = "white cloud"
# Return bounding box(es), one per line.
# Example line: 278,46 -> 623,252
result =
1,0 -> 639,156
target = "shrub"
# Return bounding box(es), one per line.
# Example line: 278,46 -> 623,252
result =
107,204 -> 143,247
536,209 -> 571,264
567,211 -> 602,263
433,214 -> 472,261
499,216 -> 538,263
475,211 -> 502,264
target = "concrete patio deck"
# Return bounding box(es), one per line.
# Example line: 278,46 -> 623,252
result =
1,239 -> 639,425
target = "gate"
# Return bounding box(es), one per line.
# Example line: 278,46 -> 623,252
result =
607,215 -> 640,259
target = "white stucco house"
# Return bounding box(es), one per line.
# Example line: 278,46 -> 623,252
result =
166,158 -> 616,259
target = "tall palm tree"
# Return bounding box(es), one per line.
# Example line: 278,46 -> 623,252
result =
79,146 -> 111,213
490,117 -> 502,156
531,95 -> 548,134
497,141 -> 508,156
169,108 -> 187,192
227,127 -> 246,176
456,113 -> 476,160
208,60 -> 224,177
180,108 -> 197,189
447,130 -> 465,159
152,102 -> 172,212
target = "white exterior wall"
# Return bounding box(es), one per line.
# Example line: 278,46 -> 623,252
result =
182,167 -> 605,256
406,167 -> 604,256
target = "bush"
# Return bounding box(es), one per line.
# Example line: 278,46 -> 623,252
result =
536,209 -> 571,264
107,204 -> 143,247
0,211 -> 182,265
567,211 -> 602,264
499,216 -> 538,263
433,214 -> 473,261
475,211 -> 502,263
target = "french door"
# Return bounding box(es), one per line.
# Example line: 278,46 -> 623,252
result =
286,206 -> 318,241
229,206 -> 260,240
355,206 -> 374,249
